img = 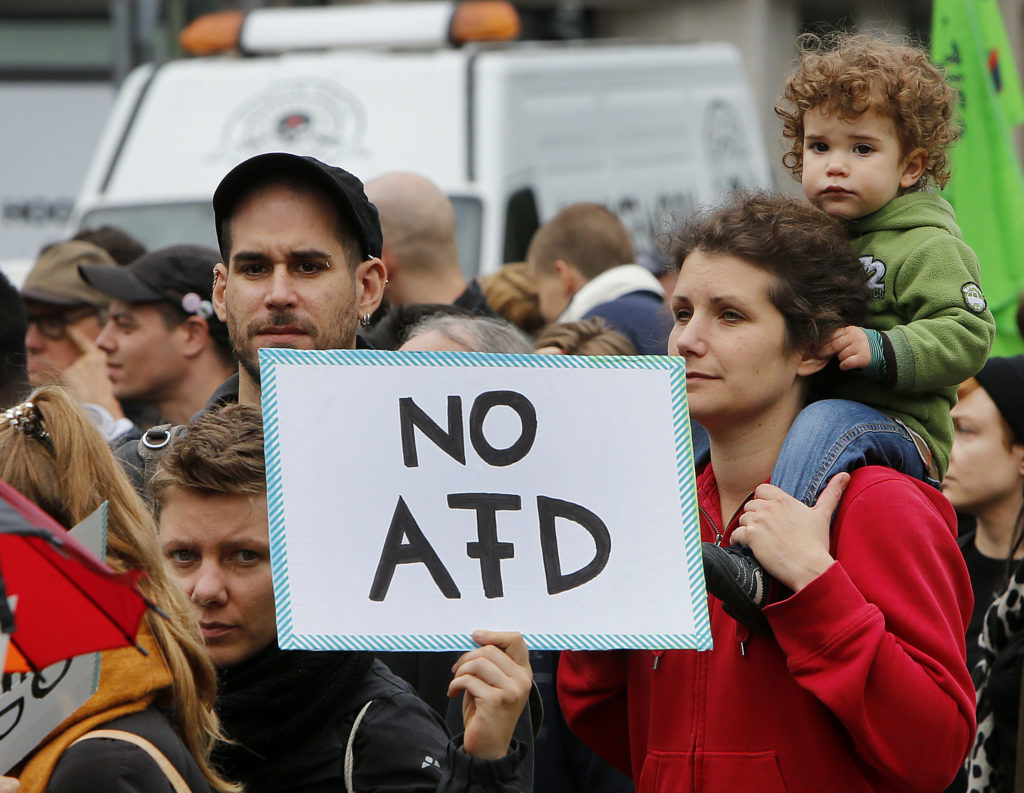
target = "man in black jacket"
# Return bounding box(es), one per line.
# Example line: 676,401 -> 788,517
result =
134,152 -> 534,792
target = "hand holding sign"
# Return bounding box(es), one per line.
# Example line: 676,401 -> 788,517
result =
449,630 -> 532,760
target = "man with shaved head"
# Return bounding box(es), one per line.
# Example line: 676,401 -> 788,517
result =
365,171 -> 492,314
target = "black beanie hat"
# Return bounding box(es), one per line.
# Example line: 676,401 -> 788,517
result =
975,355 -> 1024,443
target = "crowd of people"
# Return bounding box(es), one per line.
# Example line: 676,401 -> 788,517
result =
1,28 -> 1024,793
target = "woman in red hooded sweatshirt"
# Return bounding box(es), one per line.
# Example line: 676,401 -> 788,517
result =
557,193 -> 976,793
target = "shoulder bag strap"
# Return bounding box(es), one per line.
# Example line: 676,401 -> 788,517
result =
344,700 -> 375,793
72,729 -> 192,793
138,424 -> 186,490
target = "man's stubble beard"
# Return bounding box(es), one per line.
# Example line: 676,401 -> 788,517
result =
227,296 -> 359,387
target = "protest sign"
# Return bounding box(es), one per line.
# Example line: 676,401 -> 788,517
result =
0,505 -> 105,773
261,348 -> 709,653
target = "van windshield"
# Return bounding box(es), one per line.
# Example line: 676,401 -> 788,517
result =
78,195 -> 483,277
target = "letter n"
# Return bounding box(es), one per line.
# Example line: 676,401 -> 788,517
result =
399,396 -> 465,467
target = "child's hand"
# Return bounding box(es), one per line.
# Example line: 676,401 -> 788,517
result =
822,326 -> 872,370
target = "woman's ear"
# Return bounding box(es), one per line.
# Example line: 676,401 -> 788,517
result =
796,343 -> 832,377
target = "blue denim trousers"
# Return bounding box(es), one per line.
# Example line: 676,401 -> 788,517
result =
770,399 -> 933,506
690,399 -> 933,508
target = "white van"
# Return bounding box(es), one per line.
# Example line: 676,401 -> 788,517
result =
68,1 -> 772,278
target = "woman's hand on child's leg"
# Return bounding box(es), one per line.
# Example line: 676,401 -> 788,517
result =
732,472 -> 850,592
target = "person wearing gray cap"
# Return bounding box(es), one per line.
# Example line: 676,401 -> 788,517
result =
20,240 -> 117,388
80,245 -> 236,427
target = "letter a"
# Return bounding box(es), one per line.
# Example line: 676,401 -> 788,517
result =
369,497 -> 461,601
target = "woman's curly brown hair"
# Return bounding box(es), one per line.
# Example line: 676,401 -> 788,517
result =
776,32 -> 961,189
666,191 -> 868,353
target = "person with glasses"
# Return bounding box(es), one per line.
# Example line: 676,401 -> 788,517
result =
21,240 -> 116,388
19,240 -> 138,441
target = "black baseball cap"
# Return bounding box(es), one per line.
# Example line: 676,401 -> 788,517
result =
79,245 -> 231,349
212,153 -> 383,262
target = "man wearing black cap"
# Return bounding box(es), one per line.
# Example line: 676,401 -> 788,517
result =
209,152 -> 387,406
159,153 -> 533,793
79,245 -> 236,426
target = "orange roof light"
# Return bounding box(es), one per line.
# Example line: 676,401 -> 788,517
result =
450,1 -> 521,44
179,3 -> 520,57
180,10 -> 246,56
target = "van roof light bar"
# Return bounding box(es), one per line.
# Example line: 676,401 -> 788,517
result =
179,2 -> 520,57
179,11 -> 244,56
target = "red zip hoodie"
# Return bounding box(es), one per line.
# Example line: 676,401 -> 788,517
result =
558,465 -> 976,793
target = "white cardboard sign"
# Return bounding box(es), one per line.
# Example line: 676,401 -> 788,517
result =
0,505 -> 106,773
261,349 -> 710,652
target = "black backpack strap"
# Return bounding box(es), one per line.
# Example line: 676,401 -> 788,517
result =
136,424 -> 187,502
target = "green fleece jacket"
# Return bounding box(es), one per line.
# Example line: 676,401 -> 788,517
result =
835,192 -> 995,479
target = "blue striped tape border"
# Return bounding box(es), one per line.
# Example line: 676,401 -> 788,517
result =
278,632 -> 710,652
259,347 -> 682,371
260,353 -> 297,647
259,347 -> 711,652
669,363 -> 712,649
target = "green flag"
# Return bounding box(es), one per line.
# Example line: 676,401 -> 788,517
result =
932,0 -> 1024,355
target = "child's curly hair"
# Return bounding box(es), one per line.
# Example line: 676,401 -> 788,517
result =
776,32 -> 961,189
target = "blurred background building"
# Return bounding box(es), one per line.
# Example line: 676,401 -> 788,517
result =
0,0 -> 1012,264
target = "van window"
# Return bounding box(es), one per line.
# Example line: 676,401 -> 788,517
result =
78,202 -> 219,253
451,196 -> 482,282
83,196 -> 484,276
502,188 -> 539,265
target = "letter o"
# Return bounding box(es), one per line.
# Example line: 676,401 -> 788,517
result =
468,390 -> 537,467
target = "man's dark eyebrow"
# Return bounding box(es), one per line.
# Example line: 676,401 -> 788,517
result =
229,249 -> 332,265
289,249 -> 332,260
230,250 -> 270,268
